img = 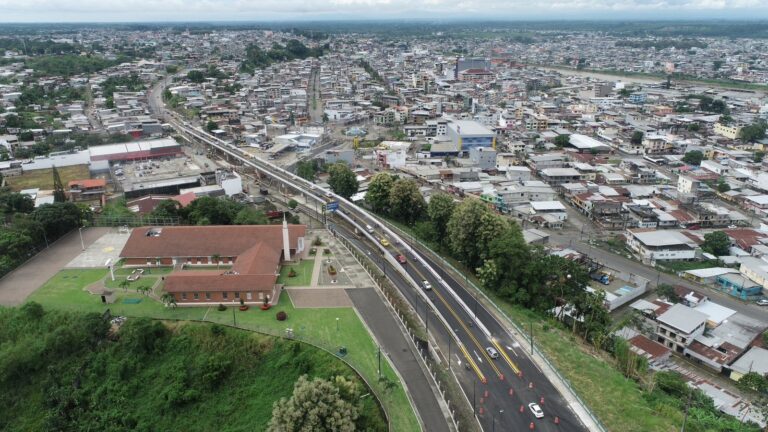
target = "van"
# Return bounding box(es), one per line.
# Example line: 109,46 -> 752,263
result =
365,224 -> 374,234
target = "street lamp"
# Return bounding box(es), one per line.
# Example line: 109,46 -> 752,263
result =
492,409 -> 503,432
336,317 -> 339,332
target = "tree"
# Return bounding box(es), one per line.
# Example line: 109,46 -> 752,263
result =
327,163 -> 358,200
554,134 -> 570,147
267,375 -> 359,432
388,179 -> 425,225
736,372 -> 768,393
296,159 -> 320,181
187,70 -> 205,83
205,120 -> 218,133
233,207 -> 268,225
426,193 -> 455,242
631,131 -> 644,146
739,121 -> 767,143
682,150 -> 704,166
717,179 -> 731,193
287,199 -> 298,210
32,202 -> 83,241
211,254 -> 221,268
702,231 -> 730,256
365,173 -> 395,214
655,283 -> 681,304
447,199 -> 508,270
150,200 -> 182,221
755,151 -> 766,163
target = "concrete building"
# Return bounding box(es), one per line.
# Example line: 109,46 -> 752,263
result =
714,123 -> 742,140
655,304 -> 708,353
468,147 -> 497,170
626,229 -> 699,262
446,120 -> 495,154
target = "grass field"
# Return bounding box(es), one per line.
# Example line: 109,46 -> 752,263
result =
27,268 -> 420,432
6,164 -> 91,191
277,259 -> 315,286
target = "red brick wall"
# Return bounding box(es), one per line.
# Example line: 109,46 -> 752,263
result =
173,290 -> 271,304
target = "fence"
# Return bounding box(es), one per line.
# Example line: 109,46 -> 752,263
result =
383,221 -> 609,432
92,215 -> 180,227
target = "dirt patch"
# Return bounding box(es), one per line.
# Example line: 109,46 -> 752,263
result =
6,164 -> 90,191
287,288 -> 353,308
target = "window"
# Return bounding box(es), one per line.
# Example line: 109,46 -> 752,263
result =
205,292 -> 211,300
246,292 -> 253,300
181,293 -> 187,300
193,293 -> 199,300
234,292 -> 240,299
258,292 -> 264,300
222,292 -> 228,299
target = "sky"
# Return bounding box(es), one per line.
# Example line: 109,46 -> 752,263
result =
0,0 -> 766,22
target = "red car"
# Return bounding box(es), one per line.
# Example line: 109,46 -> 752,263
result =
396,254 -> 407,264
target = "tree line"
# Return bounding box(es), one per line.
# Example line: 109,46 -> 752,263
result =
240,39 -> 327,74
0,188 -> 86,277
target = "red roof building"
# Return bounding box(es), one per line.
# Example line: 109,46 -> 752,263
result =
120,224 -> 307,306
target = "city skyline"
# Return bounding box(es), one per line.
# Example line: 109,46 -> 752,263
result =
0,0 -> 767,22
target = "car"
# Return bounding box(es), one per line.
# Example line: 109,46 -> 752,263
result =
485,347 -> 499,359
379,238 -> 390,247
365,224 -> 374,233
421,280 -> 432,290
728,225 -> 738,229
396,254 -> 407,264
757,299 -> 768,306
528,402 -> 544,419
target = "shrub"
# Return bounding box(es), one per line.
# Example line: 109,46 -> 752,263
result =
276,311 -> 287,321
217,304 -> 227,311
328,265 -> 337,275
323,248 -> 331,255
288,268 -> 297,278
313,236 -> 322,246
309,248 -> 317,255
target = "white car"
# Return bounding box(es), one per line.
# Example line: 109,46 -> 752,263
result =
756,299 -> 768,306
485,347 -> 499,359
421,280 -> 432,291
528,402 -> 544,419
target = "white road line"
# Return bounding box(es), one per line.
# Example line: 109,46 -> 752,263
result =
473,350 -> 483,363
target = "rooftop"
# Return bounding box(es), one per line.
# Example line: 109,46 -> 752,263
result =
657,303 -> 708,334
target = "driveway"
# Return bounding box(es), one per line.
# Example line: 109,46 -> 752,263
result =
0,227 -> 110,306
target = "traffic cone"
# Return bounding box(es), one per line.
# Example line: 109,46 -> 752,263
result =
540,396 -> 545,404
519,404 -> 525,413
480,397 -> 484,404
509,388 -> 514,396
554,416 -> 560,425
529,421 -> 535,430
484,390 -> 489,398
529,382 -> 534,389
518,370 -> 523,378
479,407 -> 484,415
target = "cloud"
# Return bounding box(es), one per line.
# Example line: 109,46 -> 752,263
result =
0,0 -> 765,22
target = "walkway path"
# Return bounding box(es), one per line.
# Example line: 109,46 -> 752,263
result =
0,227 -> 110,306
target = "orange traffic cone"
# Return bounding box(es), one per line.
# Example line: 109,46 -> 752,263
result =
479,407 -> 484,415
529,382 -> 534,389
540,396 -> 545,404
529,421 -> 535,430
509,388 -> 514,396
519,404 -> 525,413
484,390 -> 489,398
554,416 -> 560,425
480,397 -> 484,404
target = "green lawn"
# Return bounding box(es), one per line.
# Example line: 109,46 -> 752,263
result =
657,260 -> 721,274
277,259 -> 315,287
27,268 -> 419,432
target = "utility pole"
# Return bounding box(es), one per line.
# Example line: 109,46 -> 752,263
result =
681,388 -> 693,432
377,346 -> 381,379
530,320 -> 534,355
232,306 -> 236,327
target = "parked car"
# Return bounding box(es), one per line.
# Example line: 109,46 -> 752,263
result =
421,280 -> 432,290
396,254 -> 407,264
528,403 -> 544,419
485,347 -> 499,359
756,299 -> 768,306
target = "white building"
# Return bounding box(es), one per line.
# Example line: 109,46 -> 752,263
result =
626,229 -> 699,262
655,304 -> 708,353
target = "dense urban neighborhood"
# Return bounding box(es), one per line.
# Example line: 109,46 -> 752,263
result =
0,19 -> 767,432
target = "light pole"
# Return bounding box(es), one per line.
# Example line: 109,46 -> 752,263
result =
336,317 -> 339,332
78,227 -> 85,250
492,409 -> 503,432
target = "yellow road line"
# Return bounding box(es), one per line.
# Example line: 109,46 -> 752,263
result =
458,342 -> 487,384
491,338 -> 520,375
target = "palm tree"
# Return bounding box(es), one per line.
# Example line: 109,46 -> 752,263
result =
161,293 -> 177,308
211,254 -> 221,269
118,280 -> 130,292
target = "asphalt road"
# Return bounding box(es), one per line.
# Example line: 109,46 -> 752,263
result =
347,288 -> 451,432
334,222 -> 586,432
549,233 -> 768,322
